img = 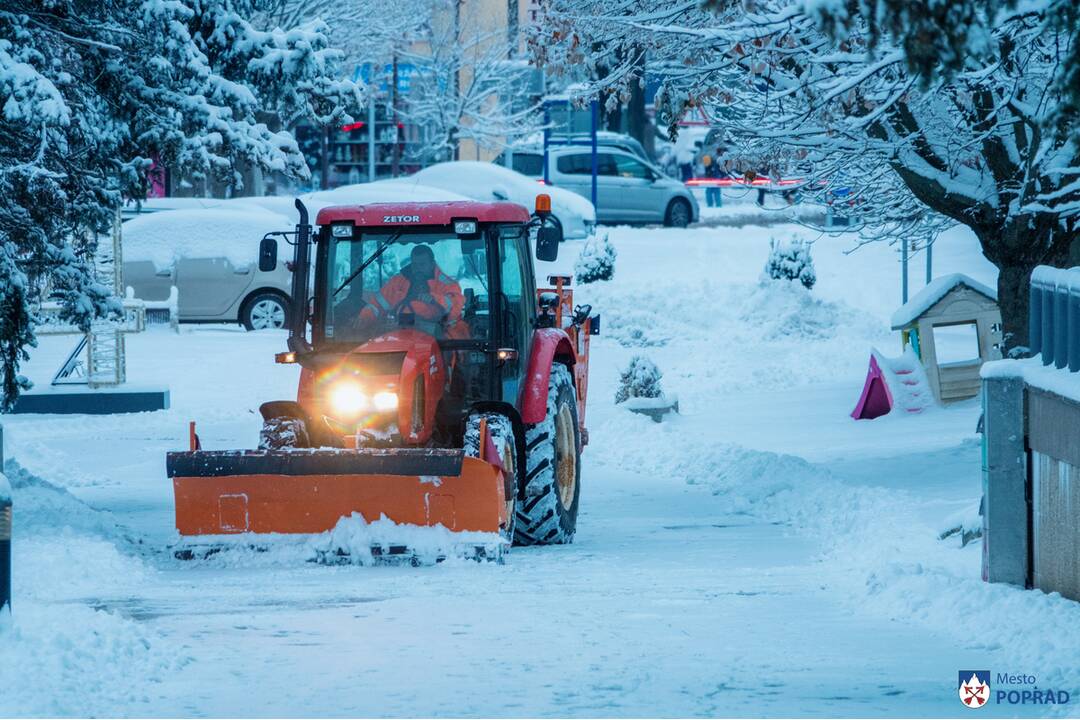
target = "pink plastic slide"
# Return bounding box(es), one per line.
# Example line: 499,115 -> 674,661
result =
851,348 -> 933,420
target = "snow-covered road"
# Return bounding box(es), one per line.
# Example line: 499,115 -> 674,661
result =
2,218 -> 1078,717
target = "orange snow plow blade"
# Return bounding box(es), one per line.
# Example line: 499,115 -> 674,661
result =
166,449 -> 508,562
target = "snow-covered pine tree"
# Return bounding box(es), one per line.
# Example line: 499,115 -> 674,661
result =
764,238 -> 816,290
0,0 -> 361,409
574,231 -> 617,284
615,356 -> 663,405
535,0 -> 1080,353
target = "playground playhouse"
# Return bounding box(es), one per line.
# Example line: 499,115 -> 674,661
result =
853,274 -> 1002,419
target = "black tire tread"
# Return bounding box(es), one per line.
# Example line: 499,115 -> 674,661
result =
515,364 -> 580,545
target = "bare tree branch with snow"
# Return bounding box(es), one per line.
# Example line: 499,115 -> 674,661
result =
536,0 -> 1079,352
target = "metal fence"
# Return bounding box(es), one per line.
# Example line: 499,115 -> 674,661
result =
1029,265 -> 1080,370
983,265 -> 1080,600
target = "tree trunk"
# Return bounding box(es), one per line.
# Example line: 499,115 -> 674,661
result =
626,49 -> 647,147
996,260 -> 1036,356
987,218 -> 1072,357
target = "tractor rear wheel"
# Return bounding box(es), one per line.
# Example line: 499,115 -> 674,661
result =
516,363 -> 580,545
464,412 -> 518,543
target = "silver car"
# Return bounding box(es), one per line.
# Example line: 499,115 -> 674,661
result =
122,207 -> 294,330
544,146 -> 698,227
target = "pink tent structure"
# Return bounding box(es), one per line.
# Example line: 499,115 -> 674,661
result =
851,348 -> 933,420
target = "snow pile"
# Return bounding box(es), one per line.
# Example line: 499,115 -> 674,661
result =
0,463 -> 181,716
124,207 -> 293,271
3,461 -> 134,541
174,512 -> 505,568
316,513 -> 504,565
763,236 -> 816,289
574,231 -> 617,284
0,602 -> 183,716
738,279 -> 846,340
591,414 -> 1080,699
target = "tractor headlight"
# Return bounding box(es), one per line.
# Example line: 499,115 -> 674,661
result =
372,391 -> 399,412
331,223 -> 353,238
330,381 -> 368,417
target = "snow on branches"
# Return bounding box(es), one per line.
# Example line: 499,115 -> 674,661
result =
536,0 -> 1080,351
0,0 -> 361,407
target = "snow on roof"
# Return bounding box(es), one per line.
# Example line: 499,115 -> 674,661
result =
122,184 -> 473,269
890,273 -> 998,329
124,207 -> 293,271
410,161 -> 596,222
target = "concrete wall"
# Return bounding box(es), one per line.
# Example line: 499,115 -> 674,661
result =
983,379 -> 1080,601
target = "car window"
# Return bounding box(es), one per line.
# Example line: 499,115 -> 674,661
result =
556,154 -> 586,175
613,155 -> 651,179
556,153 -> 618,176
511,153 -> 544,177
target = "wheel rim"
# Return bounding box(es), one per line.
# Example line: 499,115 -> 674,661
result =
250,299 -> 285,329
554,404 -> 577,510
671,202 -> 689,226
501,439 -> 516,540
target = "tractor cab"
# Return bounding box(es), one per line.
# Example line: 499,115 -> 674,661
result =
258,198 -> 568,449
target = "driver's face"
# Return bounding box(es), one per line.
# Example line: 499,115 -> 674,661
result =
411,250 -> 435,278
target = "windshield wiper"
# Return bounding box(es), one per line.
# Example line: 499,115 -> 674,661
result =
332,231 -> 402,298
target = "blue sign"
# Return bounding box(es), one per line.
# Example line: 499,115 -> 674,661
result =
355,63 -> 417,95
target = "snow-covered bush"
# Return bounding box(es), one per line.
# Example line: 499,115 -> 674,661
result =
764,237 -> 816,290
574,232 -> 617,284
615,355 -> 664,404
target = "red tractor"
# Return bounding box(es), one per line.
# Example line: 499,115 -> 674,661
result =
167,196 -> 598,560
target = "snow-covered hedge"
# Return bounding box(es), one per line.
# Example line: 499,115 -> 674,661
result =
764,237 -> 816,290
615,355 -> 664,404
574,232 -> 617,284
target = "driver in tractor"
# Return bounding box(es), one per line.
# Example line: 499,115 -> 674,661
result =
357,244 -> 469,340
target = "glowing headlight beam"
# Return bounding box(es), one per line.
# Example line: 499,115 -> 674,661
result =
330,382 -> 368,417
373,391 -> 399,412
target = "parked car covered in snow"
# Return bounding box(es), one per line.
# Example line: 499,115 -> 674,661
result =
123,207 -> 296,330
122,182 -> 473,330
403,161 -> 597,240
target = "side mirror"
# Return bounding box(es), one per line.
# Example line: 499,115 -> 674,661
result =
536,221 -> 561,262
259,237 -> 278,272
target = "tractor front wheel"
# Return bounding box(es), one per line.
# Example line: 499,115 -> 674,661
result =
258,416 -> 309,450
464,412 -> 518,544
516,364 -> 580,545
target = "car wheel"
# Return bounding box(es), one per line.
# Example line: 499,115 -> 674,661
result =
242,291 -> 289,331
664,198 -> 692,228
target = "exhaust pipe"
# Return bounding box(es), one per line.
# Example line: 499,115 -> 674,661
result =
288,199 -> 313,355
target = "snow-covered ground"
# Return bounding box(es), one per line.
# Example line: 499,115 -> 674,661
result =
2,215 -> 1079,717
